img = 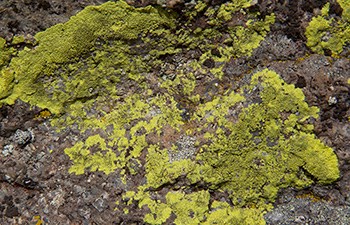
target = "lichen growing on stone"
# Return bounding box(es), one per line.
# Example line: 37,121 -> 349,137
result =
192,69 -> 339,202
128,69 -> 339,224
0,37 -> 12,69
306,1 -> 350,55
64,134 -> 118,175
0,1 -> 175,113
122,188 -> 266,225
0,69 -> 15,100
0,0 -> 340,224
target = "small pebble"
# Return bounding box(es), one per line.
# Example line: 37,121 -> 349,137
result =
2,144 -> 14,156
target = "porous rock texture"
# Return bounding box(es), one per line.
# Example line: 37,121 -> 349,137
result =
0,0 -> 349,224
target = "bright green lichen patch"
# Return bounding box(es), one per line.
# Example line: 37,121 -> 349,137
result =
0,1 -> 175,113
0,0 -> 275,113
123,189 -> 266,225
205,201 -> 265,225
145,145 -> 197,188
337,0 -> 350,20
0,36 -> 28,71
118,69 -> 339,224
0,1 -> 340,224
0,38 -> 13,69
64,134 -> 118,175
164,191 -> 209,224
216,0 -> 252,21
190,69 -> 339,208
190,3 -> 275,78
0,69 -> 15,100
62,92 -> 184,176
0,37 -> 20,100
150,0 -> 275,78
306,1 -> 350,55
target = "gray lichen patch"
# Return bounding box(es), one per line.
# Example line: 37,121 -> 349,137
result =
168,135 -> 197,162
11,129 -> 34,146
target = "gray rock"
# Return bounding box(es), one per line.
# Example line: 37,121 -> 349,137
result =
12,129 -> 34,145
265,197 -> 350,225
2,144 -> 14,156
92,198 -> 107,212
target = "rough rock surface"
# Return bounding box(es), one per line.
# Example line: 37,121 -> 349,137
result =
0,0 -> 349,224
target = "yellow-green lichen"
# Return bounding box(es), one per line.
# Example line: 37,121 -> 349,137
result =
121,69 -> 339,224
216,0 -> 252,21
63,92 -> 184,176
0,0 -> 275,113
11,35 -> 26,45
145,145 -> 197,188
190,69 -> 338,208
164,190 -> 209,224
0,1 -> 175,113
124,189 -> 266,225
0,38 -> 14,69
152,0 -> 275,78
204,201 -> 265,225
306,1 -> 350,55
0,1 -> 340,224
136,191 -> 211,224
337,0 -> 350,20
64,134 -> 118,175
0,38 -> 19,101
0,69 -> 15,99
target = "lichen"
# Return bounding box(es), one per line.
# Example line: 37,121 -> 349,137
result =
0,69 -> 15,100
0,38 -> 12,69
0,38 -> 18,100
306,1 -> 350,55
190,69 -> 339,207
204,201 -> 265,225
0,1 -> 175,113
123,189 -> 266,225
216,0 -> 252,21
64,134 -> 118,175
0,1 -> 340,224
159,191 -> 209,224
113,69 -> 340,224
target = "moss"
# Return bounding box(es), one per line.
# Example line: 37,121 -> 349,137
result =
306,1 -> 350,55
